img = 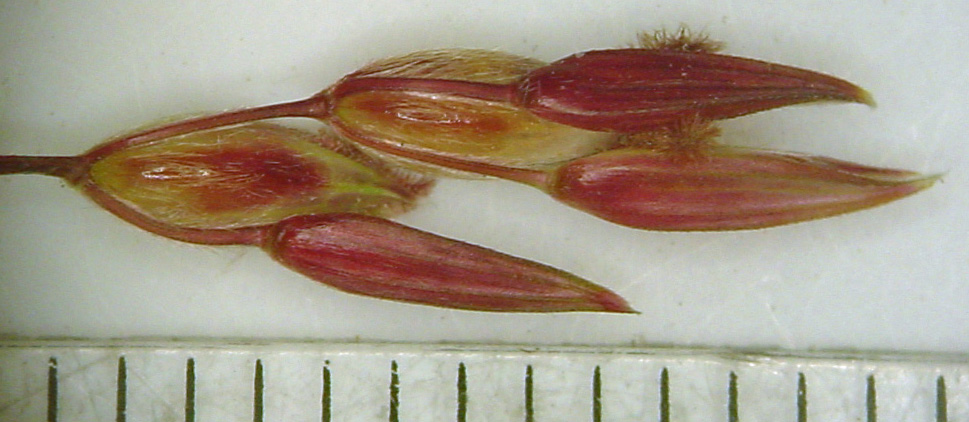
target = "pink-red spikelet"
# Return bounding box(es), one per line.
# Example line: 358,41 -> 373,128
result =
546,147 -> 936,231
265,213 -> 636,312
517,49 -> 874,133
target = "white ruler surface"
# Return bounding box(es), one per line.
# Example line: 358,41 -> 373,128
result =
1,340 -> 966,421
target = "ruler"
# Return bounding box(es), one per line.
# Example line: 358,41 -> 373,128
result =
1,340 -> 966,421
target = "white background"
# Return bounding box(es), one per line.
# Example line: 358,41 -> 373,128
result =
0,0 -> 966,353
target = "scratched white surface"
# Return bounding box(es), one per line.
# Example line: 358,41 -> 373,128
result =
0,1 -> 966,352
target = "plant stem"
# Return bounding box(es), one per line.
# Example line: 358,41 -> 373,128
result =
0,155 -> 85,182
82,93 -> 331,161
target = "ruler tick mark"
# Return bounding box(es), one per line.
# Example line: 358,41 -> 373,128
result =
866,375 -> 877,422
116,356 -> 127,422
525,365 -> 534,422
728,371 -> 738,422
322,361 -> 332,422
389,360 -> 400,422
253,359 -> 264,422
185,358 -> 196,422
457,362 -> 468,422
936,376 -> 947,422
47,357 -> 57,422
797,372 -> 807,422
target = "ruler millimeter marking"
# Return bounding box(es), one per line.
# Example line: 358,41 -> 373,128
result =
116,356 -> 126,422
1,342 -> 967,421
45,358 -> 56,422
